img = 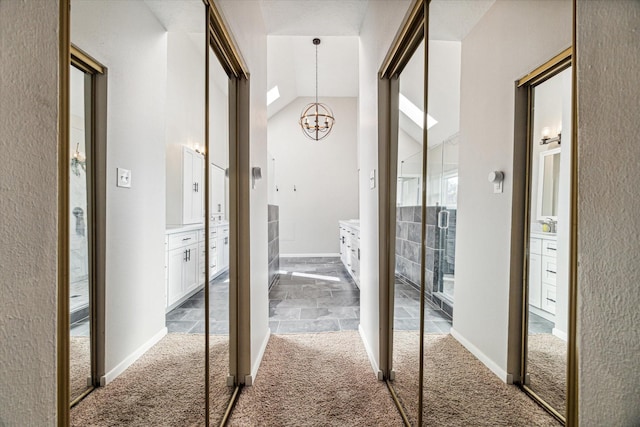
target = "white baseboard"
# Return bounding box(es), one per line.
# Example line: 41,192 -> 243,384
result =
552,327 -> 568,341
101,327 -> 167,386
280,253 -> 340,258
359,324 -> 383,380
450,327 -> 513,384
246,328 -> 271,386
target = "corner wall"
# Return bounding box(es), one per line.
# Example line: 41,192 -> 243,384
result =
0,1 -> 59,424
576,1 -> 640,424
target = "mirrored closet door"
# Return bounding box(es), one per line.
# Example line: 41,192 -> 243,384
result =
69,61 -> 95,404
390,32 -> 426,426
522,57 -> 572,422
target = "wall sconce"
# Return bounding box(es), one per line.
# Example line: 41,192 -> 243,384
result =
71,143 -> 86,176
251,166 -> 262,189
540,125 -> 561,145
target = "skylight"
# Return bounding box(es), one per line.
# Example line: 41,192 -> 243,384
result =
399,93 -> 437,130
267,86 -> 280,106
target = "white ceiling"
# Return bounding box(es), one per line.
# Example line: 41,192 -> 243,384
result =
429,0 -> 495,41
259,0 -> 369,36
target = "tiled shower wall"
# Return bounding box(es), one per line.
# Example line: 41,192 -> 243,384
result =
395,205 -> 456,318
268,204 -> 280,289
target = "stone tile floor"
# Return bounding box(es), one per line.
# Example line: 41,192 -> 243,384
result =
270,257 -> 361,334
165,271 -> 230,334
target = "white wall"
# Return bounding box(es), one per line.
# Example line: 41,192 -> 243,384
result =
71,0 -> 168,377
0,1 -> 59,424
452,0 -> 571,380
268,96 -> 359,255
216,0 -> 269,383
358,0 -> 412,374
577,1 -> 640,424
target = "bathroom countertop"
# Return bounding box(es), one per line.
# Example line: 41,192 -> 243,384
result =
530,231 -> 557,239
166,221 -> 229,235
339,219 -> 360,229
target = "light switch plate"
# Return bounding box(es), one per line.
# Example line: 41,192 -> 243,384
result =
369,169 -> 376,189
117,168 -> 131,188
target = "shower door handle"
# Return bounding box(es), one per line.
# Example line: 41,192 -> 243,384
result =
438,210 -> 450,229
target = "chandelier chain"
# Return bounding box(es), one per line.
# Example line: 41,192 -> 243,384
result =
315,42 -> 318,105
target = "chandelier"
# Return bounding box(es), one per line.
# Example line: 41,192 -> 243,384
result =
299,38 -> 335,141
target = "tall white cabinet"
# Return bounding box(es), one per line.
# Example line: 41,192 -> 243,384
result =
167,145 -> 205,226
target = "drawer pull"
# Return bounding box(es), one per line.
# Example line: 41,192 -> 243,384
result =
182,237 -> 191,241
547,247 -> 556,251
546,297 -> 556,303
545,269 -> 556,274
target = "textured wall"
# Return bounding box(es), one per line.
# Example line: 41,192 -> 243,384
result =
0,0 -> 59,424
577,1 -> 640,424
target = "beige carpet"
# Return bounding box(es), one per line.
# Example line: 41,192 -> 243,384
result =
392,332 -> 561,426
228,332 -> 404,426
71,334 -> 232,427
528,334 -> 567,414
70,336 -> 91,400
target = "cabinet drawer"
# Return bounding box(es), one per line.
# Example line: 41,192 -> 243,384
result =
542,239 -> 557,257
541,284 -> 556,314
529,238 -> 542,255
542,256 -> 557,285
168,231 -> 198,250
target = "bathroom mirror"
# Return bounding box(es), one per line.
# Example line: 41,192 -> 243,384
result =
537,148 -> 561,220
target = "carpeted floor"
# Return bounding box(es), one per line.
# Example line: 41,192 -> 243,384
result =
70,334 -> 232,427
528,333 -> 567,414
391,332 -> 561,426
70,336 -> 91,400
228,331 -> 404,426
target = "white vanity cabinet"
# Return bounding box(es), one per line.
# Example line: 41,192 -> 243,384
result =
167,146 -> 205,226
166,229 -> 200,309
339,221 -> 360,288
529,233 -> 557,320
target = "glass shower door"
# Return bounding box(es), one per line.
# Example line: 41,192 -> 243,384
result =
435,135 -> 459,305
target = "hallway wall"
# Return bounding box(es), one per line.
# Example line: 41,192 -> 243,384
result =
453,0 -> 571,381
217,0 -> 270,383
268,96 -> 359,256
357,0 -> 413,374
71,1 -> 169,379
0,1 -> 59,424
576,1 -> 640,423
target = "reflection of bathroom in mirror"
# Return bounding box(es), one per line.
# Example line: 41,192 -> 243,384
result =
525,63 -> 572,418
538,147 -> 561,220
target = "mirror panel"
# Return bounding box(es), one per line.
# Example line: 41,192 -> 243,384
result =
526,65 -> 572,416
208,43 -> 233,424
391,36 -> 425,426
70,1 -> 213,424
69,63 -> 93,403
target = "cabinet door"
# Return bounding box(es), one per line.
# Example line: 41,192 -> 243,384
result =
211,165 -> 225,218
168,248 -> 186,306
528,252 -> 542,308
191,154 -> 204,223
222,233 -> 229,269
182,243 -> 199,294
183,147 -> 204,224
